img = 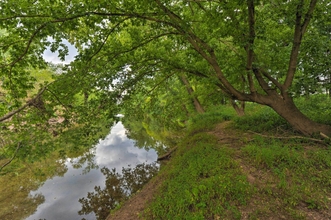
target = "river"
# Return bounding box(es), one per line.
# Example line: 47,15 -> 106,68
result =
22,122 -> 158,220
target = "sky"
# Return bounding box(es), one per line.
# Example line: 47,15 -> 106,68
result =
42,39 -> 78,64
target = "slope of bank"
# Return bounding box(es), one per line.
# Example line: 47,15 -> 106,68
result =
107,110 -> 331,219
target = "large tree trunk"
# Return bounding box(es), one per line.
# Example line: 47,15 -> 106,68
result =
267,96 -> 331,137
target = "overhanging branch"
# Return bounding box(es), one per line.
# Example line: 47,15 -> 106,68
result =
0,142 -> 22,172
283,0 -> 317,90
0,87 -> 47,122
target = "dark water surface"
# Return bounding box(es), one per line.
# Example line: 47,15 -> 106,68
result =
25,122 -> 158,220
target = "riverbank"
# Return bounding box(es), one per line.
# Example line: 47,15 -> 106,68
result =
107,113 -> 331,219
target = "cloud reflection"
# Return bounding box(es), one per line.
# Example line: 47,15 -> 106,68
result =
26,122 -> 157,220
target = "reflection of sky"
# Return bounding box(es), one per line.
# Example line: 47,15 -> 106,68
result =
26,122 -> 158,220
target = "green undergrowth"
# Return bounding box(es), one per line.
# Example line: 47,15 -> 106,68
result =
295,95 -> 331,126
144,101 -> 331,219
187,105 -> 235,133
234,95 -> 331,133
146,133 -> 252,219
233,104 -> 292,133
242,137 -> 331,218
144,110 -> 243,219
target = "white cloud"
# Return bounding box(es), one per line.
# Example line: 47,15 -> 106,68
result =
27,122 -> 158,220
43,39 -> 78,64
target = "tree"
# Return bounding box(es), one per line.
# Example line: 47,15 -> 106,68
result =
179,74 -> 205,114
1,0 -> 330,137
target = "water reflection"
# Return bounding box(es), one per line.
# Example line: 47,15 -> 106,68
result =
79,163 -> 158,220
0,159 -> 67,220
26,122 -> 158,220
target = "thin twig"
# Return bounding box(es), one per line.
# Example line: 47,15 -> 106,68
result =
0,142 -> 22,171
45,88 -> 69,112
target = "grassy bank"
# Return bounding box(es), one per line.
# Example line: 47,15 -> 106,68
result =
144,98 -> 331,219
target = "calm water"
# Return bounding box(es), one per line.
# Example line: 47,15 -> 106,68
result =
25,122 -> 158,220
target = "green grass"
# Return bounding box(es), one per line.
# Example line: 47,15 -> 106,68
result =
145,98 -> 331,219
233,104 -> 292,133
187,105 -> 235,133
242,137 -> 331,218
233,94 -> 331,133
146,133 -> 252,220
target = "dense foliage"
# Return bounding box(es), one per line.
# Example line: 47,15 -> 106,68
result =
1,0 -> 331,170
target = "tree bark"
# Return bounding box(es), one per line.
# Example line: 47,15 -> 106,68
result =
267,95 -> 331,137
180,75 -> 205,114
231,99 -> 245,116
0,87 -> 47,122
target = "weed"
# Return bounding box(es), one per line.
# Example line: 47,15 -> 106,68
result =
147,133 -> 251,219
233,104 -> 291,133
145,101 -> 331,219
187,106 -> 235,133
242,138 -> 331,216
234,95 -> 331,134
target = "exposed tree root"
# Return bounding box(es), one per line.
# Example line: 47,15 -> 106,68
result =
248,131 -> 328,145
157,147 -> 177,161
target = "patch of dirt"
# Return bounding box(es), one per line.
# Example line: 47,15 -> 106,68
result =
106,121 -> 331,220
106,172 -> 163,220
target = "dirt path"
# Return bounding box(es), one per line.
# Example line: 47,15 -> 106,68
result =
106,121 -> 331,220
105,164 -> 164,220
106,121 -> 243,220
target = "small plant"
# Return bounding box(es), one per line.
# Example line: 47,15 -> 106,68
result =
187,105 -> 235,133
233,104 -> 291,133
242,137 -> 331,217
147,133 -> 252,219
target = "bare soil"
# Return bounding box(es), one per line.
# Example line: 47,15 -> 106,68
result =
106,121 -> 331,220
106,170 -> 163,220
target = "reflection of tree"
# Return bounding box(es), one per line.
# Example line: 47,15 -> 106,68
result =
125,121 -> 164,150
121,118 -> 173,155
0,158 -> 67,220
70,149 -> 99,175
78,163 -> 159,220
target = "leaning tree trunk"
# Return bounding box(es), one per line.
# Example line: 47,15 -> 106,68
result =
230,99 -> 245,116
267,96 -> 331,137
180,75 -> 205,114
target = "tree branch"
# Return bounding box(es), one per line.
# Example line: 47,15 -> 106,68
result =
301,0 -> 318,34
157,147 -> 177,161
283,0 -> 317,90
147,72 -> 177,95
248,131 -> 327,145
246,0 -> 257,94
259,68 -> 283,91
0,142 -> 22,172
154,0 -> 247,101
87,18 -> 130,62
0,87 -> 47,122
45,88 -> 69,113
1,11 -> 175,70
252,68 -> 273,95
